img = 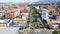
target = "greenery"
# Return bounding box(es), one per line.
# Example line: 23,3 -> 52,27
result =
33,22 -> 39,29
30,6 -> 38,22
30,6 -> 39,28
52,30 -> 60,34
27,6 -> 39,29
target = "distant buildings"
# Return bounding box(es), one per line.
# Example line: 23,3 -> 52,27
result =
0,4 -> 30,28
0,4 -> 30,18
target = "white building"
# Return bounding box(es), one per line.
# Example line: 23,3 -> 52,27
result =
39,8 -> 49,20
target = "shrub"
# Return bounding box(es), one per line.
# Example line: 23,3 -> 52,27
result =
52,30 -> 60,34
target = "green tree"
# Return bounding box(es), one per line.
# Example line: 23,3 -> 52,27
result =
28,6 -> 39,29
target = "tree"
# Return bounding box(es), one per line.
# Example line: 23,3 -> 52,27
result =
30,6 -> 38,22
28,6 -> 39,29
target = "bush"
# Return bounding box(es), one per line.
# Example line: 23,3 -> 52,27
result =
52,30 -> 60,34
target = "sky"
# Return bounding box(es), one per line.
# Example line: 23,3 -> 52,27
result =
0,0 -> 41,3
0,0 -> 60,3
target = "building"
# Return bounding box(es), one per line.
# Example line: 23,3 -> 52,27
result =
0,4 -> 30,29
40,8 -> 49,20
39,4 -> 60,29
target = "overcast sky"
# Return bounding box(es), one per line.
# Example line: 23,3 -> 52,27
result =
0,0 -> 60,3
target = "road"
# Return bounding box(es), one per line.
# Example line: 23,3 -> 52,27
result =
38,29 -> 52,34
21,29 -> 53,34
